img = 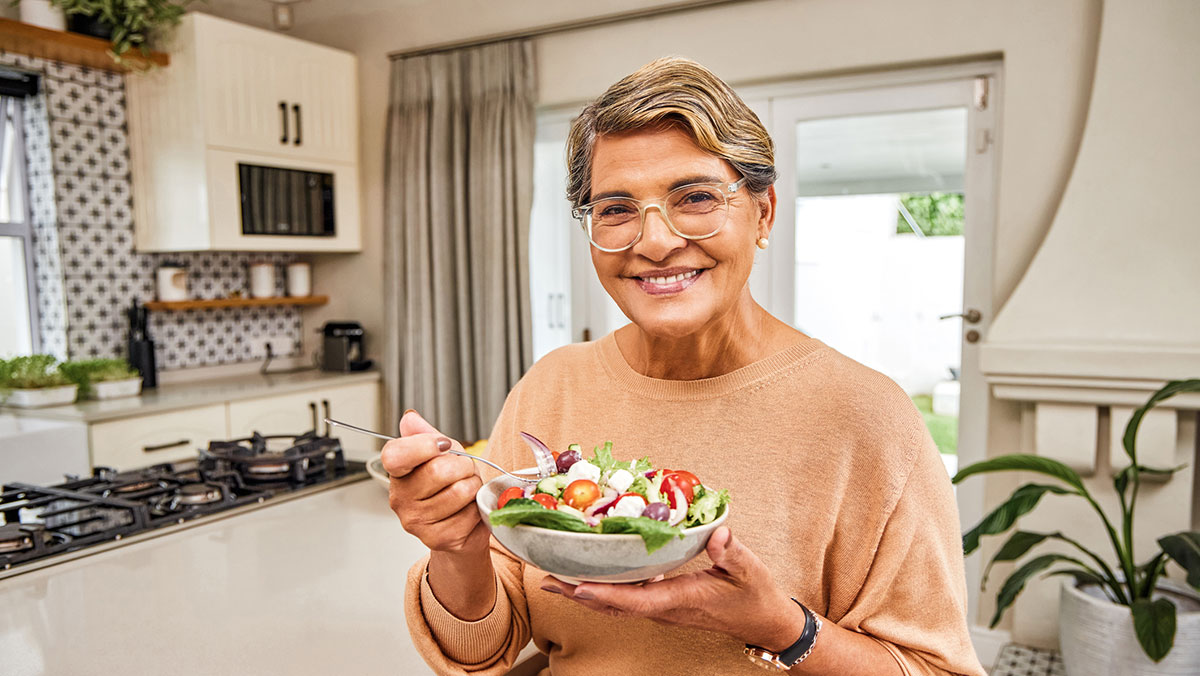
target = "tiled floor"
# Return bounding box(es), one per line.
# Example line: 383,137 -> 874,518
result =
990,643 -> 1065,676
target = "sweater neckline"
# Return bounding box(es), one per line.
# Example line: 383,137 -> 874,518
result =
595,329 -> 827,401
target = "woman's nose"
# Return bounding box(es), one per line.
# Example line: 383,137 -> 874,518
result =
632,206 -> 686,260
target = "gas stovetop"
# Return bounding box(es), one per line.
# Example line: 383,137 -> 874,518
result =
0,431 -> 366,578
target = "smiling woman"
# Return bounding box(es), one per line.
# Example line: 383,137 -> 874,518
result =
388,57 -> 985,676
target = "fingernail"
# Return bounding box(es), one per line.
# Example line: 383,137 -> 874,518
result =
540,584 -> 561,595
436,437 -> 452,451
573,588 -> 594,600
403,409 -> 417,417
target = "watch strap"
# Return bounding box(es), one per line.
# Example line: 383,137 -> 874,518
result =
743,598 -> 822,670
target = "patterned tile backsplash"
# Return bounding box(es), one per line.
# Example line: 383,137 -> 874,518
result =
5,50 -> 304,371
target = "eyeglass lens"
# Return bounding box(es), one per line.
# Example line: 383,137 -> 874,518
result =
587,184 -> 730,250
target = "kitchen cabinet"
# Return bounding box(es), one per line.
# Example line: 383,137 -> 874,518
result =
126,12 -> 360,252
90,403 -> 227,469
227,381 -> 380,461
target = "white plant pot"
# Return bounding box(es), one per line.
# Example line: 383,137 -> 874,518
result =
18,0 -> 66,31
2,384 -> 78,408
1060,580 -> 1200,676
90,377 -> 142,400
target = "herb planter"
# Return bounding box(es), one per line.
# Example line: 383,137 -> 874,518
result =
2,384 -> 78,408
1060,580 -> 1200,676
89,377 -> 142,400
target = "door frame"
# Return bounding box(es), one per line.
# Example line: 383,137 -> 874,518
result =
739,60 -> 1003,626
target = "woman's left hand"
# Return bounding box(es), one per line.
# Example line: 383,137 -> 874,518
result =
539,526 -> 807,650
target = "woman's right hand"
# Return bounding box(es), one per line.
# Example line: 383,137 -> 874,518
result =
382,410 -> 490,559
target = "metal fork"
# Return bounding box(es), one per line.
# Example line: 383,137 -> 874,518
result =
324,418 -> 540,484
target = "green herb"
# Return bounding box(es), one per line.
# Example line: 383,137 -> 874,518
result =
0,355 -> 69,389
46,0 -> 194,67
59,358 -> 139,397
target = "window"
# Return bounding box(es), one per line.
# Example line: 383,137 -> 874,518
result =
0,95 -> 37,357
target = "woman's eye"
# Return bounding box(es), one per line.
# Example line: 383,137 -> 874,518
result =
600,205 -> 634,217
676,191 -> 718,207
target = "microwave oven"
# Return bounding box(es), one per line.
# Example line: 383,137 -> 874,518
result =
238,162 -> 336,237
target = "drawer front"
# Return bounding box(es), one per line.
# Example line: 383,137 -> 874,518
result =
228,389 -> 321,439
229,381 -> 381,461
318,382 -> 381,461
90,404 -> 228,470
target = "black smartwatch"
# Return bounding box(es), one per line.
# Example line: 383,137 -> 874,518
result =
743,598 -> 823,671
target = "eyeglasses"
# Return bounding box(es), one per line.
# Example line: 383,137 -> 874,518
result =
572,177 -> 748,252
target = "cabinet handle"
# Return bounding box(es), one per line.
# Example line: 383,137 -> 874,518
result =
144,439 -> 190,453
293,104 -> 302,146
309,401 -> 318,433
279,101 -> 289,144
321,399 -> 331,436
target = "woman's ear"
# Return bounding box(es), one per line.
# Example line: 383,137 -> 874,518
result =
757,185 -> 778,240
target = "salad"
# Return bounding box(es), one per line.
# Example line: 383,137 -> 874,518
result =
487,433 -> 730,553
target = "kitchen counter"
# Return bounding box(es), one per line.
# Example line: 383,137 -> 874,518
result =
1,370 -> 380,423
0,478 -> 501,675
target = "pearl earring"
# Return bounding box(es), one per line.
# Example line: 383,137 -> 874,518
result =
756,237 -> 769,250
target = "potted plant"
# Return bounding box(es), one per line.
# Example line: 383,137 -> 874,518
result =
954,379 -> 1200,674
0,354 -> 78,407
48,0 -> 192,64
60,358 -> 140,399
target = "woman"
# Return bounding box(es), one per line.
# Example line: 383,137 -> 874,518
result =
385,57 -> 985,675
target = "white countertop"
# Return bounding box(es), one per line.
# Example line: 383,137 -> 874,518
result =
2,370 -> 380,423
0,479 -> 442,675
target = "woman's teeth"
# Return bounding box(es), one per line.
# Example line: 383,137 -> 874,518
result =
644,270 -> 699,285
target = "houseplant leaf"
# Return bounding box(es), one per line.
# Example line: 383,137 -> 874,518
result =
953,454 -> 1086,493
1158,531 -> 1200,589
1122,379 -> 1200,465
963,484 -> 1076,555
1043,568 -> 1116,601
1131,597 -> 1176,663
991,553 -> 1088,627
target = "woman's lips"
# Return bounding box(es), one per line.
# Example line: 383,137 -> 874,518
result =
634,269 -> 703,296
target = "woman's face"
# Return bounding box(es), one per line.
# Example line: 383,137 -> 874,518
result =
588,125 -> 775,339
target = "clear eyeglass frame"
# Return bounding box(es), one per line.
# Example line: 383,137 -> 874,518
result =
572,177 -> 748,253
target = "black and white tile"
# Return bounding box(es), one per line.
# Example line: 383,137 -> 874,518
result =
990,644 -> 1065,676
7,50 -> 305,368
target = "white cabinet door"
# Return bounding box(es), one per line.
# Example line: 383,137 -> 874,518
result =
196,14 -> 290,158
286,48 -> 357,165
228,381 -> 380,461
90,404 -> 228,470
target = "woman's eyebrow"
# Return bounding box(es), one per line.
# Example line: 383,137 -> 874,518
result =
590,175 -> 727,202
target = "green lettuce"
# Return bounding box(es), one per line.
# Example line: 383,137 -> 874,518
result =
685,487 -> 730,527
598,516 -> 684,553
488,499 -> 594,533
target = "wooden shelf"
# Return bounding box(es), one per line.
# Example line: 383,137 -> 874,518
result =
144,296 -> 328,311
0,17 -> 168,72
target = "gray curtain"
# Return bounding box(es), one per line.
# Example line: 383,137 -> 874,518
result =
383,40 -> 535,442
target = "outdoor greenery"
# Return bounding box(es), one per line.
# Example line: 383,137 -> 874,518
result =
954,379 -> 1200,663
0,354 -> 69,389
896,192 -> 964,236
60,358 -> 138,397
47,0 -> 193,64
912,394 -> 958,454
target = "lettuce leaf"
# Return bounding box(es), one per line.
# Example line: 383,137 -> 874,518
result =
488,499 -> 595,533
685,487 -> 730,527
590,441 -> 616,472
599,516 -> 684,553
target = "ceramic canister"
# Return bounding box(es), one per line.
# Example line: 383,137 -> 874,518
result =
286,262 -> 311,297
249,262 -> 276,298
155,265 -> 188,302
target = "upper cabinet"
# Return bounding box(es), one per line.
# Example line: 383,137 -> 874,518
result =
127,13 -> 360,252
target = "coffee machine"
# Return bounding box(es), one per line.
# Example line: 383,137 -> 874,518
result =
320,322 -> 373,371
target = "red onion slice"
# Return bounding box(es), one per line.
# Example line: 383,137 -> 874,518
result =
519,431 -> 558,479
667,488 -> 687,526
585,495 -> 617,517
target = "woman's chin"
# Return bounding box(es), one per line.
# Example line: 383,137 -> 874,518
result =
625,308 -> 714,340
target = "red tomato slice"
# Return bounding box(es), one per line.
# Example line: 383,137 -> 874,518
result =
618,492 -> 648,505
663,474 -> 695,507
563,479 -> 601,510
531,493 -> 557,510
497,486 -> 525,509
665,470 -> 700,497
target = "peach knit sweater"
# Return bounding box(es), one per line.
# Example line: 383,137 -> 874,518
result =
404,332 -> 985,676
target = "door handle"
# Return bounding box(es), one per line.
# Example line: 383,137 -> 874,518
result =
321,399 -> 331,436
293,103 -> 302,146
279,101 -> 289,144
938,309 -> 982,324
309,401 -> 318,433
144,439 -> 190,453
557,293 -> 566,329
547,295 -> 554,330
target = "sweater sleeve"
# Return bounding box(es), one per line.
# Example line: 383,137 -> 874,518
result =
839,432 -> 986,676
403,380 -> 536,674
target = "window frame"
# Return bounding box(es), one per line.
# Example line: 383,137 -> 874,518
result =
0,96 -> 40,353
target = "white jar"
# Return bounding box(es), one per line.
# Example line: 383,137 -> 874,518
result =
19,0 -> 66,31
286,262 -> 311,297
248,262 -> 276,299
155,265 -> 188,302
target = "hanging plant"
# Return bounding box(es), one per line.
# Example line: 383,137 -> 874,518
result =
48,0 -> 194,66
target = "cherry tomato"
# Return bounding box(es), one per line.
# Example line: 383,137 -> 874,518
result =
618,492 -> 648,506
663,474 -> 695,508
531,493 -> 557,510
666,470 -> 701,495
563,479 -> 601,510
552,451 -> 561,462
497,486 -> 524,509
